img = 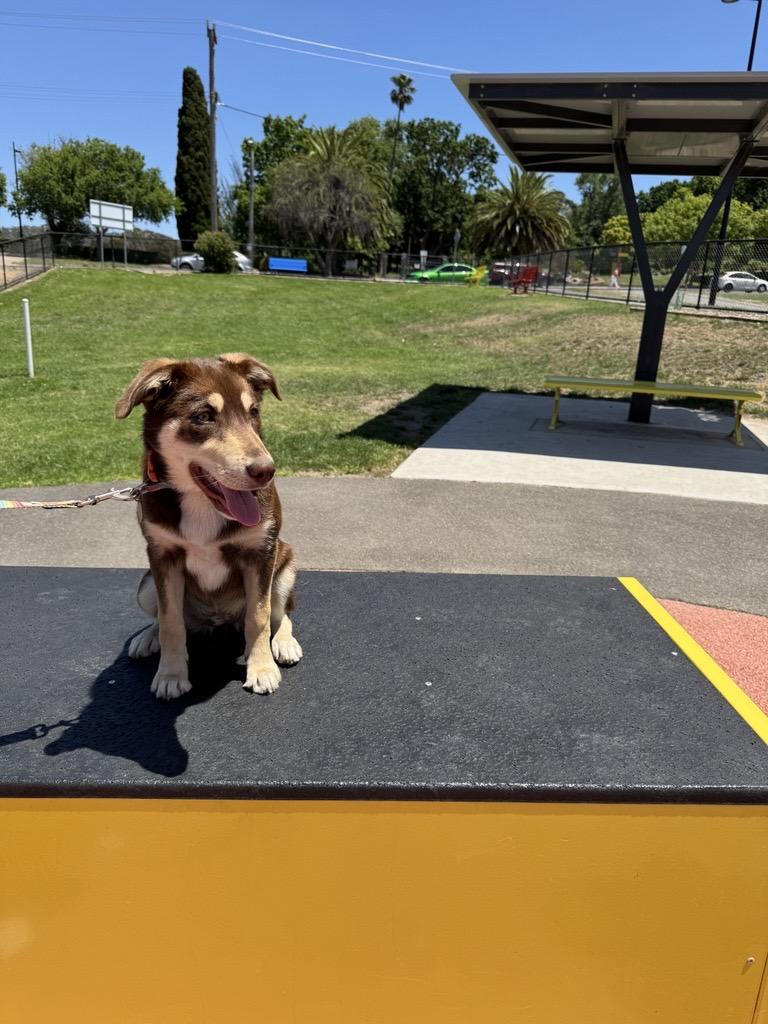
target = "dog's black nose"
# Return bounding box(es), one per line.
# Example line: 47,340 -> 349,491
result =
245,460 -> 275,489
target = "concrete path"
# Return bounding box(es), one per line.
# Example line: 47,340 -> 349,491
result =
1,477 -> 766,615
393,394 -> 768,504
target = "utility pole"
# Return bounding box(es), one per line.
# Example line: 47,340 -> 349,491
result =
245,138 -> 255,265
11,142 -> 24,240
207,21 -> 218,231
11,142 -> 27,277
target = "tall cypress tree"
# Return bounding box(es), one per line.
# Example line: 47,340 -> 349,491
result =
175,67 -> 210,243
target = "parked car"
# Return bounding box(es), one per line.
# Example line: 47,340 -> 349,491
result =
488,261 -> 515,286
406,262 -> 476,283
717,270 -> 768,293
171,250 -> 253,273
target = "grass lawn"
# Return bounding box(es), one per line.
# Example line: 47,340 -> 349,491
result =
1,268 -> 767,487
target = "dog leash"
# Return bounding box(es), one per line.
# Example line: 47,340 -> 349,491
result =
0,480 -> 169,511
1,451 -> 170,511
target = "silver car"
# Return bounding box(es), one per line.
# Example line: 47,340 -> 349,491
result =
717,270 -> 768,293
171,250 -> 253,273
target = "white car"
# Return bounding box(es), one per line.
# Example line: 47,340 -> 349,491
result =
717,270 -> 768,293
171,250 -> 253,273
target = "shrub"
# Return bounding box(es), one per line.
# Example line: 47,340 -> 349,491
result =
194,230 -> 236,273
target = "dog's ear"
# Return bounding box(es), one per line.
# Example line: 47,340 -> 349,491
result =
115,359 -> 177,419
218,352 -> 282,401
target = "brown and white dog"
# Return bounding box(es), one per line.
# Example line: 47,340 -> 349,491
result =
115,353 -> 302,700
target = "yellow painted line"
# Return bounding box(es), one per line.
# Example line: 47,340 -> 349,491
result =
619,577 -> 768,746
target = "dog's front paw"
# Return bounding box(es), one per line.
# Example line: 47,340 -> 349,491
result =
128,622 -> 160,659
151,670 -> 192,700
242,662 -> 282,695
271,636 -> 303,666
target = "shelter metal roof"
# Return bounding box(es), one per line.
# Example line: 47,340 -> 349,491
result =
451,72 -> 768,176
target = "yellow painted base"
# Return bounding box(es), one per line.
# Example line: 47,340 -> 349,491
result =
2,800 -> 767,1023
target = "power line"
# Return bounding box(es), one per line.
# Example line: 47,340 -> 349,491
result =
0,20 -> 196,35
0,93 -> 177,103
0,10 -> 197,22
221,36 -> 451,80
217,20 -> 470,72
218,111 -> 241,176
0,82 -> 177,96
218,102 -> 266,119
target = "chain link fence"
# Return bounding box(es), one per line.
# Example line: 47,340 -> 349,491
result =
0,234 -> 54,291
8,229 -> 768,316
177,242 -> 455,280
514,238 -> 768,317
7,231 -> 458,281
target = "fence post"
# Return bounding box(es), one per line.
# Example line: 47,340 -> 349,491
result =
40,235 -> 46,272
585,247 -> 595,300
50,233 -> 55,267
562,250 -> 570,296
546,251 -> 553,293
697,241 -> 710,310
626,253 -> 636,306
707,238 -> 723,307
22,298 -> 34,378
21,236 -> 28,278
1,245 -> 6,290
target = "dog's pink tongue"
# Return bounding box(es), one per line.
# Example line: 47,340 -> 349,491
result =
221,486 -> 262,526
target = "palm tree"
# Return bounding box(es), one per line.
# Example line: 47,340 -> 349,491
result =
472,167 -> 571,259
388,74 -> 415,180
268,125 -> 393,275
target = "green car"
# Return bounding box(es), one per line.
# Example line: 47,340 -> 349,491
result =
406,262 -> 476,283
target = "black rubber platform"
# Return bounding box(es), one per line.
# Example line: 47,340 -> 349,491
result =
0,567 -> 766,803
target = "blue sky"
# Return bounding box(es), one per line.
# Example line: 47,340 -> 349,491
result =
1,0 -> 763,232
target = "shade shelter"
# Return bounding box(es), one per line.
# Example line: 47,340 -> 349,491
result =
453,72 -> 768,421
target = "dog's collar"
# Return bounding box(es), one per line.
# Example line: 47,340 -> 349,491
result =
146,449 -> 160,483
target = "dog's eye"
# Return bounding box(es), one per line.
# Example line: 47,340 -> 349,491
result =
191,409 -> 215,424
248,405 -> 259,418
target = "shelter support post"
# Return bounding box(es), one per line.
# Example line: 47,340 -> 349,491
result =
612,139 -> 755,422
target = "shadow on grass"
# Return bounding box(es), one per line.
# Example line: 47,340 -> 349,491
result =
342,383 -> 756,453
341,384 -> 484,447
342,384 -> 767,473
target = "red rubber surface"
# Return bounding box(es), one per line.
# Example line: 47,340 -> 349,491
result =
660,600 -> 768,715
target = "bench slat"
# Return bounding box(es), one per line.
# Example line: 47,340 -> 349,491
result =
543,376 -> 762,402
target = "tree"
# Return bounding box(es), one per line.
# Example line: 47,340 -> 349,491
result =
266,125 -> 393,274
636,180 -> 687,214
600,214 -> 632,245
643,191 -> 756,241
570,173 -> 624,245
690,174 -> 768,212
0,169 -> 6,208
388,74 -> 415,178
248,114 -> 309,185
174,67 -> 210,243
220,116 -> 310,244
13,138 -> 175,233
393,117 -> 497,252
470,168 -> 570,257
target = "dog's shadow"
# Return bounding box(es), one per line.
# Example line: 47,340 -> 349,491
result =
40,628 -> 245,777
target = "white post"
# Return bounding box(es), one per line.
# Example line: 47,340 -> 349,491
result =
21,297 -> 34,378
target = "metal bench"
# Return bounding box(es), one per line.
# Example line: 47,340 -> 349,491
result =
509,265 -> 538,293
543,375 -> 763,446
267,256 -> 308,274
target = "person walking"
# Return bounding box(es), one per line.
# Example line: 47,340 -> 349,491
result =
610,266 -> 621,289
